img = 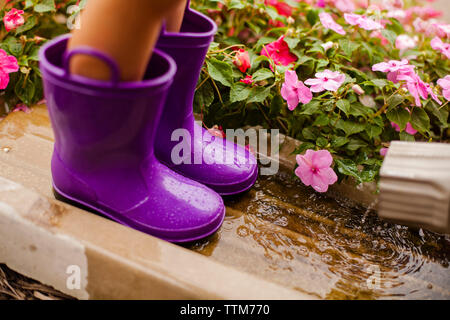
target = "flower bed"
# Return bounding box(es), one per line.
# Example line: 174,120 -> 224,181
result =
192,0 -> 450,191
0,0 -> 449,192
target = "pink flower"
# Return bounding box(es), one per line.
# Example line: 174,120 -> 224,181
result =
391,122 -> 417,135
12,104 -> 31,114
207,125 -> 225,138
233,49 -> 251,73
437,75 -> 450,101
380,147 -> 389,157
398,73 -> 428,107
3,8 -> 25,32
395,35 -> 417,54
281,70 -> 313,111
334,0 -> 356,12
260,36 -> 298,70
316,0 -> 326,8
430,36 -> 450,59
432,23 -> 450,39
240,75 -> 254,85
344,13 -> 383,30
352,84 -> 364,95
305,69 -> 346,92
426,83 -> 442,105
372,59 -> 410,73
0,49 -> 19,90
295,149 -> 338,193
371,31 -> 389,46
319,12 -> 346,35
265,0 -> 294,17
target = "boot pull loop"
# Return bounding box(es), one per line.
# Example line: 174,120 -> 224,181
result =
63,47 -> 121,86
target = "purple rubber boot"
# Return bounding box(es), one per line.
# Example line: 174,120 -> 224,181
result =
154,3 -> 258,195
40,35 -> 225,243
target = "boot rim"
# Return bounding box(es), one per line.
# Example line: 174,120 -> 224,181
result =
40,34 -> 177,92
159,8 -> 218,46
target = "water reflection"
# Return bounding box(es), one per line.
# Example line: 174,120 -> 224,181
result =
188,170 -> 450,299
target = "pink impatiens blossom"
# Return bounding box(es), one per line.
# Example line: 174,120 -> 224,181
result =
260,36 -> 298,71
233,49 -> 251,73
295,149 -> 338,193
397,72 -> 428,106
344,13 -> 383,30
12,104 -> 31,114
0,49 -> 19,90
437,75 -> 450,101
305,69 -> 346,92
265,0 -> 294,17
395,35 -> 417,54
432,22 -> 450,39
281,70 -> 313,111
3,8 -> 25,32
425,83 -> 442,105
319,12 -> 346,35
334,0 -> 356,13
380,147 -> 389,157
430,36 -> 450,59
391,121 -> 418,135
372,59 -> 410,73
240,75 -> 253,85
372,59 -> 416,84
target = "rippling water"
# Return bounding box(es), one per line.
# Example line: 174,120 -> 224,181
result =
188,170 -> 450,299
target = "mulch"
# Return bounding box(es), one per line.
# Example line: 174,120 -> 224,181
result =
0,264 -> 73,300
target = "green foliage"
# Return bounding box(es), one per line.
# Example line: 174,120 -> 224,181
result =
192,0 -> 450,185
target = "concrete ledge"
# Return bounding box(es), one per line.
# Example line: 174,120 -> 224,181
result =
0,175 -> 312,299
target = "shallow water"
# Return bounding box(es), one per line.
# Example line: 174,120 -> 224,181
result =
188,170 -> 450,299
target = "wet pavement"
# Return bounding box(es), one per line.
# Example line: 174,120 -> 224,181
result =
0,105 -> 449,299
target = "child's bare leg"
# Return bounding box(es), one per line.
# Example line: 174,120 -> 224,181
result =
165,0 -> 188,32
68,0 -> 183,82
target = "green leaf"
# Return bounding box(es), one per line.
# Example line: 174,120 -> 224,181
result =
336,120 -> 366,136
360,168 -> 377,183
371,79 -> 389,88
336,99 -> 350,116
252,68 -> 274,82
284,37 -> 300,50
347,138 -> 368,151
206,58 -> 233,87
316,59 -> 329,70
15,16 -> 37,35
306,9 -> 319,26
15,78 -> 35,105
365,124 -> 382,139
381,29 -> 397,46
399,131 -> 415,141
228,0 -> 245,9
313,114 -> 329,126
335,159 -> 362,183
331,136 -> 349,148
269,94 -> 284,116
410,107 -> 430,133
194,80 -> 214,109
338,39 -> 360,57
294,142 -> 315,154
386,94 -> 405,110
316,137 -> 328,148
34,0 -> 56,13
230,83 -> 251,103
299,100 -> 320,115
386,107 -> 410,131
247,86 -> 270,103
302,127 -> 316,140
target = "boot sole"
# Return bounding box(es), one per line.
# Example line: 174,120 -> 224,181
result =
52,183 -> 225,243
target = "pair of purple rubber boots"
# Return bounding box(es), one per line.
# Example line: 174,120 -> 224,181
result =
39,5 -> 257,242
